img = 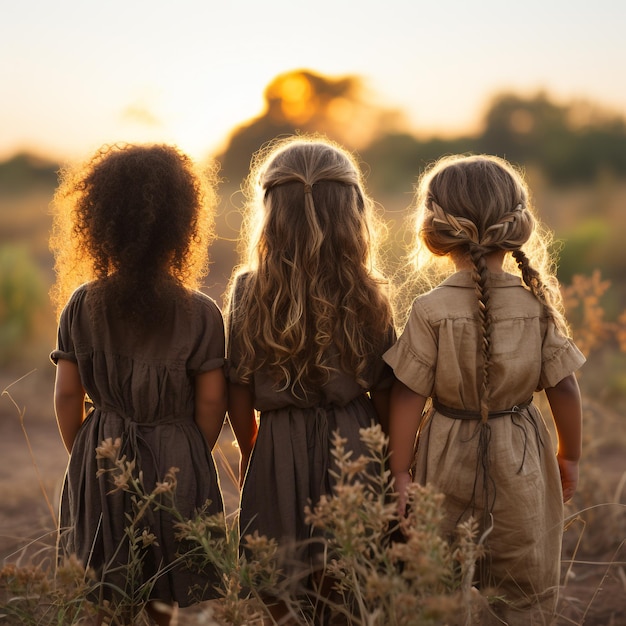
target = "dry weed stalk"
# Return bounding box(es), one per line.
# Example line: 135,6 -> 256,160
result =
304,424 -> 485,626
1,370 -> 57,528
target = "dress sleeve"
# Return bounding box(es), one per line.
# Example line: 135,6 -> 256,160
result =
49,288 -> 84,364
538,319 -> 586,389
383,298 -> 437,397
188,295 -> 226,375
369,321 -> 398,391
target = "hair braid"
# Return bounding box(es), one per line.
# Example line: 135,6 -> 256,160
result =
469,245 -> 493,422
512,249 -> 544,297
512,249 -> 568,335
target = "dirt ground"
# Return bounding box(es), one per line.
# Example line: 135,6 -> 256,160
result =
1,369 -> 624,625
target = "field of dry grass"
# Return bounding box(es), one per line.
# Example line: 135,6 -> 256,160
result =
1,366 -> 624,625
1,183 -> 625,624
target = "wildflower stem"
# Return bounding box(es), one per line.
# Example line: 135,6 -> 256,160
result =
2,371 -> 58,528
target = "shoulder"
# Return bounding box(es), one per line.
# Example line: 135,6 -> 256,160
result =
227,271 -> 254,310
68,282 -> 91,303
488,273 -> 546,319
58,283 -> 91,320
413,280 -> 474,323
232,271 -> 252,296
416,271 -> 545,321
188,289 -> 224,320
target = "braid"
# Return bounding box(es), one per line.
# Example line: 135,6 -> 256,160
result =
512,249 -> 567,334
468,245 -> 492,422
512,249 -> 544,297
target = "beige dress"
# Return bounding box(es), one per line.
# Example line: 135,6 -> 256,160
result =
51,283 -> 226,607
384,271 -> 585,623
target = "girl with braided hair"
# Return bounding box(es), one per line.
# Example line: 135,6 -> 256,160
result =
50,144 -> 227,625
384,154 -> 584,625
226,136 -> 395,616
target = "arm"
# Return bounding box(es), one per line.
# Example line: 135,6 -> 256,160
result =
544,373 -> 582,503
227,382 -> 258,487
389,379 -> 427,515
194,368 -> 227,450
54,359 -> 86,454
370,388 -> 390,435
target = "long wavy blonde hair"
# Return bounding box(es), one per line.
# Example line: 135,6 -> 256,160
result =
227,135 -> 393,395
50,143 -> 218,324
411,154 -> 569,420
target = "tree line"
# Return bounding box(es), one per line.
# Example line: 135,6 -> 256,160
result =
2,70 -> 625,194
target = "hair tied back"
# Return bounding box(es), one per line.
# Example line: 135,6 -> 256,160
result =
431,201 -> 480,244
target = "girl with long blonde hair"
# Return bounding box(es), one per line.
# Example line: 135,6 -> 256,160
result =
226,136 -> 395,614
384,154 -> 584,625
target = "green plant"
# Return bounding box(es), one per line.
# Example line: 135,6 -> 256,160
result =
0,245 -> 46,366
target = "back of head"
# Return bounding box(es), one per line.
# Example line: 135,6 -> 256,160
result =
417,154 -> 535,258
51,143 -> 216,322
247,137 -> 370,274
231,135 -> 392,395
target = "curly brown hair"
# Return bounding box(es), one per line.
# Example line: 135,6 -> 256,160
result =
50,143 -> 218,324
227,135 -> 393,395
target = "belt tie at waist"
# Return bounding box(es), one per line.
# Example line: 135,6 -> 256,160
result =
432,397 -> 533,420
114,415 -> 189,481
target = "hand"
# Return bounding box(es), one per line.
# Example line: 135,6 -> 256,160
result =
393,471 -> 412,516
557,455 -> 579,503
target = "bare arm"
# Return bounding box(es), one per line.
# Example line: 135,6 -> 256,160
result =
389,379 -> 427,514
545,373 -> 582,502
227,382 -> 258,486
370,388 -> 390,435
194,368 -> 227,450
54,359 -> 86,454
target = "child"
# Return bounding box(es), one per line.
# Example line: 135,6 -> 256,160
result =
50,144 -> 227,626
384,154 -> 584,625
226,136 -> 396,613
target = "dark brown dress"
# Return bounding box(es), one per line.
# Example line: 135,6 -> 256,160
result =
51,283 -> 226,607
227,275 -> 396,576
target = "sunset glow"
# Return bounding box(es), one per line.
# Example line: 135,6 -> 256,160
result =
1,0 -> 625,162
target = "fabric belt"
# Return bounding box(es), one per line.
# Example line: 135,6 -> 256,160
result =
432,397 -> 533,420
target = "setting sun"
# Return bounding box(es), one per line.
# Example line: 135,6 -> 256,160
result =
1,0 -> 624,163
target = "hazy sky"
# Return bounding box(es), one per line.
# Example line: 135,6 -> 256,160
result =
2,0 -> 625,162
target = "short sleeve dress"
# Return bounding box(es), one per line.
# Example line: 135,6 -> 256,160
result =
50,283 -> 226,607
383,271 -> 585,619
227,274 -> 396,573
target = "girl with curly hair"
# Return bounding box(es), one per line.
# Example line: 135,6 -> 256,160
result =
50,144 -> 226,625
385,154 -> 585,625
226,136 -> 395,617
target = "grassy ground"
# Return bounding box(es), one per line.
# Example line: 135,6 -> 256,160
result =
1,368 -> 624,625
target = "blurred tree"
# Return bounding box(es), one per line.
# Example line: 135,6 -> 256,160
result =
0,153 -> 58,194
214,68 -> 403,188
361,134 -> 477,193
360,91 -> 626,193
476,92 -> 626,183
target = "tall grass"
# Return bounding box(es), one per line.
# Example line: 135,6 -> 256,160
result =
0,401 -> 484,625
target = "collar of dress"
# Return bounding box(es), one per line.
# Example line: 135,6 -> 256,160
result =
440,270 -> 523,289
